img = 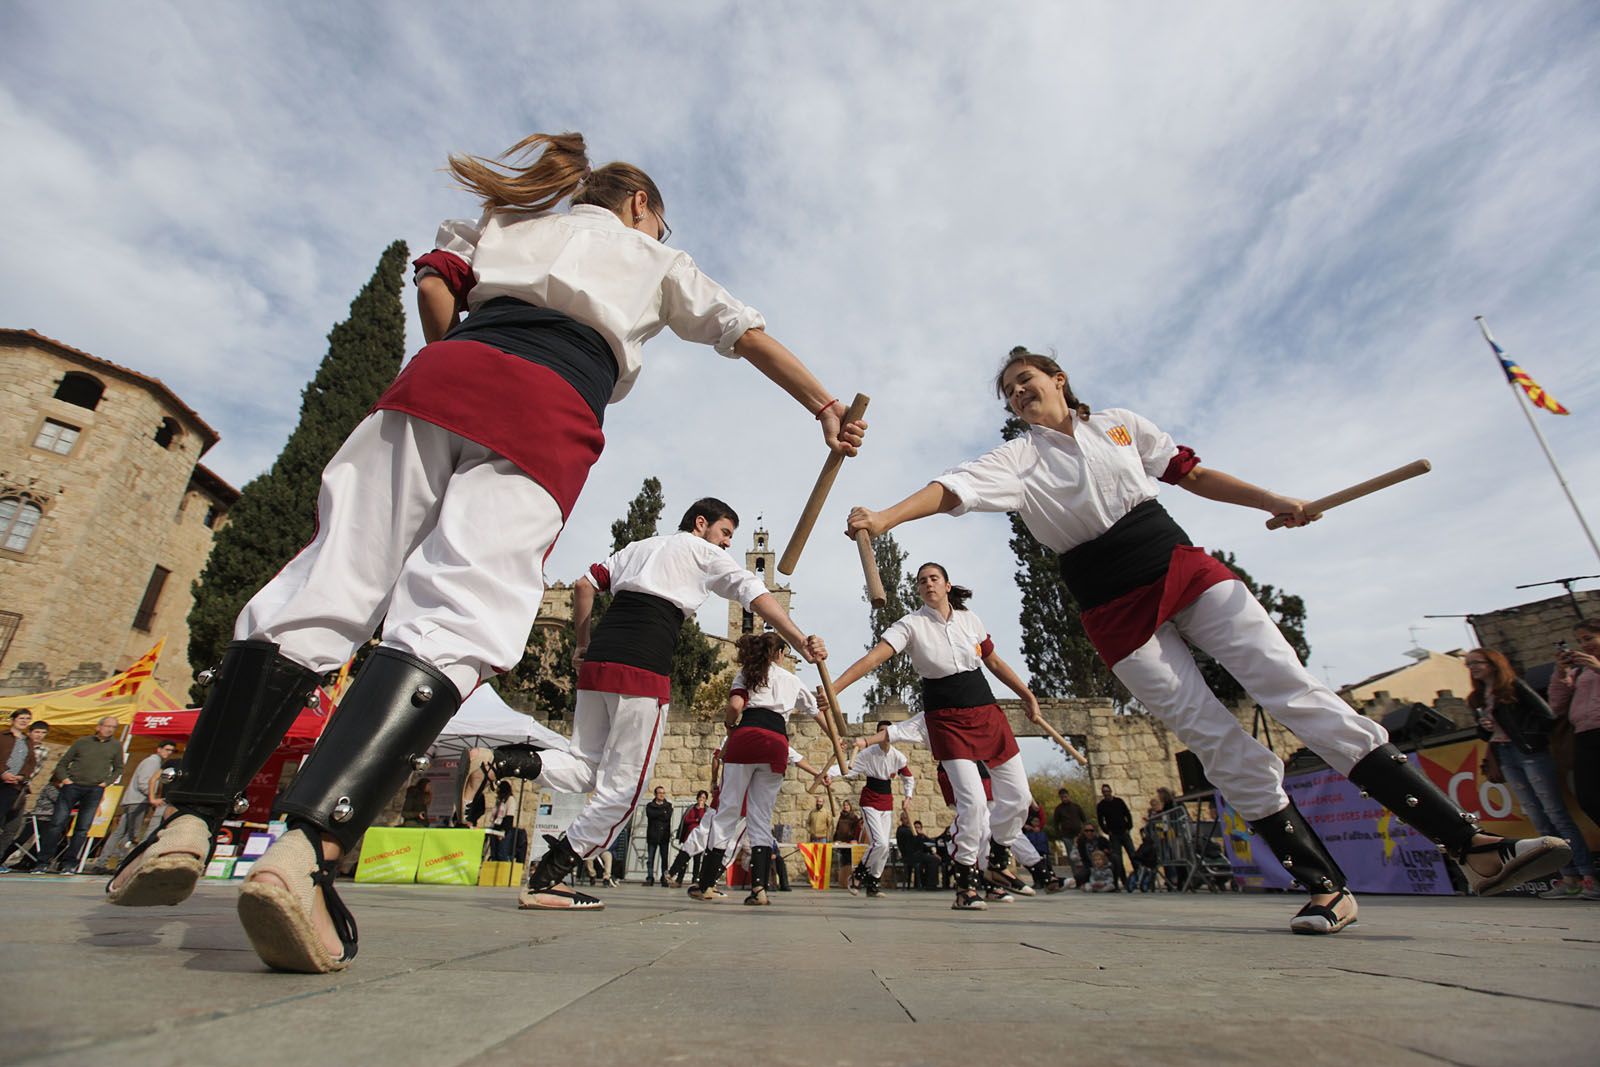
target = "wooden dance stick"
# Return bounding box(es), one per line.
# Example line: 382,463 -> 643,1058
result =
813,661 -> 853,779
1265,459 -> 1432,530
1036,719 -> 1087,765
780,396 -> 886,606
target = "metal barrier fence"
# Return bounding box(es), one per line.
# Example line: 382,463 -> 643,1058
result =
1143,802 -> 1234,892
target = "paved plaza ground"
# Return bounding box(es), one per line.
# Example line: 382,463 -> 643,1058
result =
2,873 -> 1597,1066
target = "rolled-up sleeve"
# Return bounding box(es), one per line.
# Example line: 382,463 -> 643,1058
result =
660,255 -> 765,356
888,713 -> 929,745
935,440 -> 1028,516
1122,409 -> 1183,481
881,617 -> 914,654
702,549 -> 770,608
413,216 -> 484,302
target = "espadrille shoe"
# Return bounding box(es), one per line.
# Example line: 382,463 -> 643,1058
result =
1462,835 -> 1572,896
105,813 -> 212,907
236,827 -> 356,974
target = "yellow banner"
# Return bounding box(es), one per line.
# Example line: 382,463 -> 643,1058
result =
355,828 -> 425,883
417,829 -> 486,885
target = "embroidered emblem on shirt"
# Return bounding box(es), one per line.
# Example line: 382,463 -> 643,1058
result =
1107,425 -> 1133,447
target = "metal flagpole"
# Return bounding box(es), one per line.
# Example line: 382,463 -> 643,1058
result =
1475,316 -> 1600,564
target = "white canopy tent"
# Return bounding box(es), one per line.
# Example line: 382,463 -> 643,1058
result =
430,685 -> 569,756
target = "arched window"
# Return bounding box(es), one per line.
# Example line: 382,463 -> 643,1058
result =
0,498 -> 43,553
154,417 -> 181,449
54,372 -> 104,410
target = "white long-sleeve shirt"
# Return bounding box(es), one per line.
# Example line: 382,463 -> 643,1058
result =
830,745 -> 915,799
583,532 -> 770,615
934,408 -> 1189,554
416,205 -> 765,404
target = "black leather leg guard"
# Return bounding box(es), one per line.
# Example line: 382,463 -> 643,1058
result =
164,640 -> 322,830
273,647 -> 461,852
526,834 -> 582,892
988,839 -> 1012,873
1248,800 -> 1347,894
951,861 -> 986,909
490,743 -> 543,782
1030,859 -> 1065,891
1346,743 -> 1480,857
690,847 -> 726,897
748,846 -> 773,891
668,851 -> 690,881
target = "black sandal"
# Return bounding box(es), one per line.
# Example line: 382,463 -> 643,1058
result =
1289,888 -> 1358,935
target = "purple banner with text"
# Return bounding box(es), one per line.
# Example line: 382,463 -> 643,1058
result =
1217,755 -> 1452,895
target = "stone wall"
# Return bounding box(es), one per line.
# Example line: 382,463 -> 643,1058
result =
1470,589 -> 1599,675
0,332 -> 234,698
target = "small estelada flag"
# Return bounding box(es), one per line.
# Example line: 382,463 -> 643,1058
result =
1107,425 -> 1133,446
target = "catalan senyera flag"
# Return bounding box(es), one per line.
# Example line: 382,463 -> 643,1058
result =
1478,319 -> 1569,415
102,639 -> 164,699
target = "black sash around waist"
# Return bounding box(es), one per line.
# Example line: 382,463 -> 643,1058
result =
446,298 -> 618,425
1056,499 -> 1192,611
864,776 -> 892,794
737,707 -> 787,736
584,591 -> 685,676
921,668 -> 995,712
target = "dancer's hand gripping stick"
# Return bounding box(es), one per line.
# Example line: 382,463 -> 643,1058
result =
1265,459 -> 1432,530
779,394 -> 887,606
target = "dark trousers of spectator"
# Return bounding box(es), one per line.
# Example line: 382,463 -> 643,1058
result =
773,850 -> 791,891
834,845 -> 854,886
38,784 -> 104,869
1106,830 -> 1137,889
1574,730 -> 1600,831
646,839 -> 669,881
0,802 -> 34,866
907,853 -> 938,889
938,855 -> 953,888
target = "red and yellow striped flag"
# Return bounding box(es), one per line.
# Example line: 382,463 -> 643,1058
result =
104,640 -> 164,699
1478,319 -> 1569,415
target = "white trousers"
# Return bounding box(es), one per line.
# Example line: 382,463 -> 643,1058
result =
708,763 -> 779,851
942,754 -> 1030,867
235,411 -> 563,696
1010,831 -> 1042,868
536,689 -> 668,858
860,806 -> 894,877
1111,580 -> 1388,821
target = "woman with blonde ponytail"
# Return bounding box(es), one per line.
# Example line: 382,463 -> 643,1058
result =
844,345 -> 1571,937
107,131 -> 865,975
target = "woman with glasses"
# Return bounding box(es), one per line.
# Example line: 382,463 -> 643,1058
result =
109,131 -> 865,975
844,345 -> 1569,935
1467,648 -> 1595,898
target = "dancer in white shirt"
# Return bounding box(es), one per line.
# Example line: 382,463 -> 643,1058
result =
107,132 -> 864,973
821,565 -> 1042,911
690,633 -> 829,906
827,724 -> 916,897
496,501 -> 826,911
845,345 -> 1570,935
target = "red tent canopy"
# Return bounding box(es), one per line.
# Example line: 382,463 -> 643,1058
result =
132,707 -> 330,749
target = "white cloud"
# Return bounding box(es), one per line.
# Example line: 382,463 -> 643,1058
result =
3,1 -> 1596,744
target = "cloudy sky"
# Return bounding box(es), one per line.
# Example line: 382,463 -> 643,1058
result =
4,3 -> 1596,758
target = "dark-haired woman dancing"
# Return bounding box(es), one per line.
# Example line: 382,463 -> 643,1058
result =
844,347 -> 1569,935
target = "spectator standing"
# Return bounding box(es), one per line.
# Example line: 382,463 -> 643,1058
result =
0,711 -> 41,834
0,719 -> 50,868
94,741 -> 176,872
490,782 -> 517,861
934,825 -> 954,888
1468,648 -> 1595,899
896,812 -> 936,889
400,779 -> 432,827
1050,787 -> 1085,847
1132,829 -> 1158,891
833,800 -> 862,888
1095,783 -> 1138,891
38,715 -> 124,872
643,786 -> 673,885
1550,621 -> 1600,900
666,790 -> 710,886
805,794 -> 832,842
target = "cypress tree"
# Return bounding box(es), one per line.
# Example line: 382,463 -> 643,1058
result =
862,532 -> 922,712
187,241 -> 410,692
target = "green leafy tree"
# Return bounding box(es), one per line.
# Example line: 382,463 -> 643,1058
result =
1195,551 -> 1310,707
187,241 -> 410,696
611,477 -> 664,552
1002,416 -> 1128,705
862,532 -> 922,713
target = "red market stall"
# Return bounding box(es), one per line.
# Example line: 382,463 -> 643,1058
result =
131,704 -> 331,822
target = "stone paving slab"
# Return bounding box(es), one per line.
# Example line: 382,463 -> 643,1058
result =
1,872 -> 1597,1066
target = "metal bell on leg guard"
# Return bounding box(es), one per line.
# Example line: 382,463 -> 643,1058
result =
273,647 -> 462,852
1345,743 -> 1477,855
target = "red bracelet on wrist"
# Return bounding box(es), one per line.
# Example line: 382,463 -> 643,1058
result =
813,398 -> 838,420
